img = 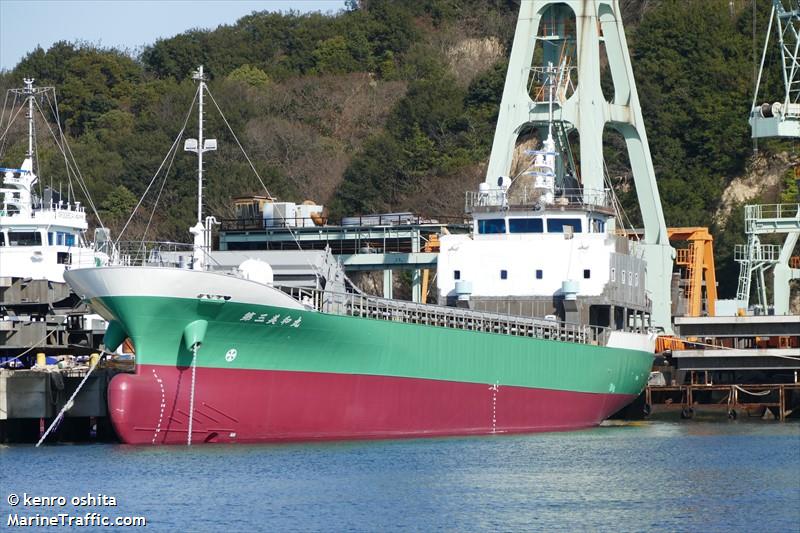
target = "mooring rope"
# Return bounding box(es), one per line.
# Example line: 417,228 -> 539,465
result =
187,344 -> 198,446
35,352 -> 106,447
0,331 -> 53,368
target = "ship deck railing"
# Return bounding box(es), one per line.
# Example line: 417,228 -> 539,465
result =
282,286 -> 610,346
465,187 -> 613,214
112,241 -> 199,268
217,214 -> 468,232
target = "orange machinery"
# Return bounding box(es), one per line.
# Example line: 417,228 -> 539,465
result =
669,227 -> 717,317
420,234 -> 440,304
620,227 -> 718,317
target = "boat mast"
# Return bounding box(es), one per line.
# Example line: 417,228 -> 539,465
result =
185,66 -> 216,270
193,66 -> 205,225
547,63 -> 554,141
24,78 -> 34,160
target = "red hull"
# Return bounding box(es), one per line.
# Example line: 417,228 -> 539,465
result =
108,365 -> 635,445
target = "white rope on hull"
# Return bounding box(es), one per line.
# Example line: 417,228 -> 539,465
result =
187,344 -> 198,446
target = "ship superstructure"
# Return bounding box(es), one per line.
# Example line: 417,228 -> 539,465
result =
439,63 -> 650,332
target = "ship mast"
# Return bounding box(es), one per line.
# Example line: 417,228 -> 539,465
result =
185,66 -> 216,271
547,63 -> 554,142
194,66 -> 205,225
24,78 -> 34,160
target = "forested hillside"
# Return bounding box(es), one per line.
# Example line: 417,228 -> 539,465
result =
0,0 -> 796,297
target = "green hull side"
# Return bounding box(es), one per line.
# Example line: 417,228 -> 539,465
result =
93,295 -> 653,396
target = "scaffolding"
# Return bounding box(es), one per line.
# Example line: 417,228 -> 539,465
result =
735,203 -> 800,313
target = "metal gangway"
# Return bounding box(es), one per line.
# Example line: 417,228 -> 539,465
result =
282,286 -> 611,346
735,203 -> 800,313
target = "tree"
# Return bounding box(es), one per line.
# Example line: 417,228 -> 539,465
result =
100,185 -> 138,223
226,64 -> 271,87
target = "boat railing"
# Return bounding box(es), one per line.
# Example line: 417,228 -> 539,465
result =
218,214 -> 468,232
465,187 -> 611,213
279,285 -> 610,346
112,241 -> 198,267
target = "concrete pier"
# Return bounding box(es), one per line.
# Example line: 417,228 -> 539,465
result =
0,366 -> 123,443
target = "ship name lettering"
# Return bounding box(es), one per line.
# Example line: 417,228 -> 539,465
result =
266,314 -> 280,325
239,312 -> 255,322
281,316 -> 293,325
254,313 -> 268,323
291,317 -> 302,328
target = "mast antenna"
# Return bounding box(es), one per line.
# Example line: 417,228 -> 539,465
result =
24,78 -> 34,160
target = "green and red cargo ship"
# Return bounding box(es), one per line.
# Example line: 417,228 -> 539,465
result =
65,267 -> 654,445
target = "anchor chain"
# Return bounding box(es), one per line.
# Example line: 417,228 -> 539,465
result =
187,343 -> 199,446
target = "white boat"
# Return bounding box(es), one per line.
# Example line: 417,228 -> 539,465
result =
0,79 -> 109,362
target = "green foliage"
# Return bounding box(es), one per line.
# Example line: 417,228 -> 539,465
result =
226,64 -> 271,87
780,169 -> 799,203
16,44 -> 141,137
312,36 -> 359,74
630,0 -> 752,228
331,133 -> 407,214
100,184 -> 138,222
331,54 -> 504,215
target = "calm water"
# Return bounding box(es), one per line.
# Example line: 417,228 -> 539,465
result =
1,421 -> 798,532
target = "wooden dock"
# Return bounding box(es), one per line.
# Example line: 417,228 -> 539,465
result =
645,381 -> 799,421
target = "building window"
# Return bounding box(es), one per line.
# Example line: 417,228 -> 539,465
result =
621,270 -> 626,285
635,273 -> 639,287
536,269 -> 543,280
629,271 -> 634,285
611,268 -> 616,282
546,218 -> 583,233
0,233 -> 5,246
508,218 -> 543,233
583,269 -> 591,279
454,270 -> 461,280
500,270 -> 508,280
478,219 -> 506,234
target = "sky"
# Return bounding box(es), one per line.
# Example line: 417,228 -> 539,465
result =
0,0 -> 346,71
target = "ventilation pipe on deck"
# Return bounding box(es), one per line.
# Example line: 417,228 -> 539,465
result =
562,280 -> 580,324
455,280 -> 473,309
